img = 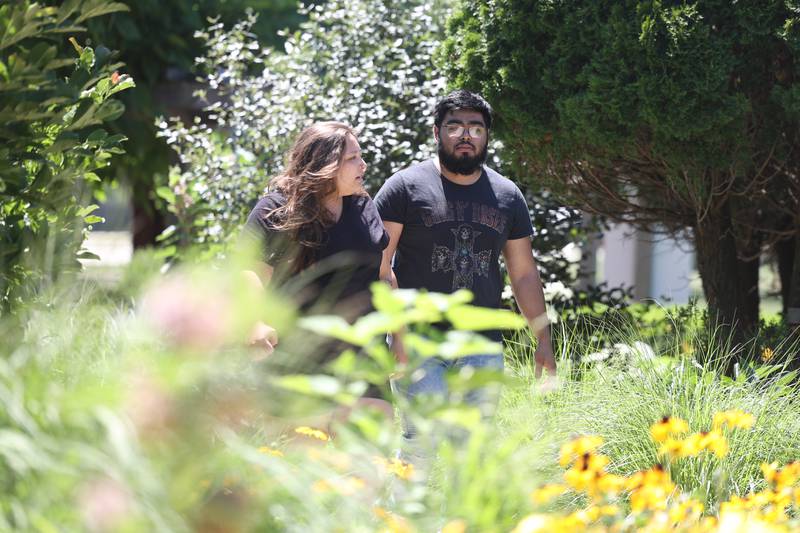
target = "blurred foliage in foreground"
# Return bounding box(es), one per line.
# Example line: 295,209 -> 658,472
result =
3,250 -> 800,530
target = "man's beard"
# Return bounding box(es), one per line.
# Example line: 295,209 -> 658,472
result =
438,139 -> 488,176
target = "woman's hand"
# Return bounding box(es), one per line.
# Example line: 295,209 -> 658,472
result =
248,321 -> 278,360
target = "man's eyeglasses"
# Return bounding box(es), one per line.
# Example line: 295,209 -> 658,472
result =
444,124 -> 486,138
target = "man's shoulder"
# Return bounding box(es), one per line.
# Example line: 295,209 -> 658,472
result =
483,166 -> 525,195
390,159 -> 437,183
483,165 -> 514,186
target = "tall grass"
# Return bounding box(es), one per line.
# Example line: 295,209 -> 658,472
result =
504,311 -> 800,513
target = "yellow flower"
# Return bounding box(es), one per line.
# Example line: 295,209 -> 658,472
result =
669,498 -> 704,523
650,416 -> 689,443
374,457 -> 415,480
558,435 -> 604,467
713,410 -> 755,431
313,476 -> 367,496
718,509 -> 788,532
762,462 -> 779,485
761,346 -> 775,363
626,465 -> 672,491
576,452 -> 610,473
257,446 -> 284,457
762,461 -> 800,490
630,483 -> 672,513
511,514 -> 551,533
698,430 -> 729,458
627,465 -> 675,513
531,483 -> 567,504
679,432 -> 705,457
595,473 -> 627,496
657,437 -> 688,459
312,479 -> 332,493
373,506 -> 413,533
678,431 -> 728,458
441,519 -> 467,533
563,465 -> 598,492
294,426 -> 330,441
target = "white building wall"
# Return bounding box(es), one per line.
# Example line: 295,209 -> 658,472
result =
596,223 -> 695,304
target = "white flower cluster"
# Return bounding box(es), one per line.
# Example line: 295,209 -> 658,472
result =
157,0 -> 451,255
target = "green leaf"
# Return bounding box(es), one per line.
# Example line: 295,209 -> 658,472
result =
107,76 -> 135,97
445,367 -> 511,394
298,315 -> 366,346
775,370 -> 798,388
86,129 -> 108,143
273,374 -> 342,396
350,311 -> 406,339
272,374 -> 367,404
77,204 -> 99,217
77,47 -> 95,71
402,333 -> 441,358
438,331 -> 502,359
430,405 -> 482,429
445,304 -> 527,331
370,281 -> 405,314
155,186 -> 176,204
77,250 -> 100,260
75,2 -> 130,24
83,215 -> 104,224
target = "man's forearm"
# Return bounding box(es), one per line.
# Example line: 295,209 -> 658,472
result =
511,272 -> 549,335
510,272 -> 557,375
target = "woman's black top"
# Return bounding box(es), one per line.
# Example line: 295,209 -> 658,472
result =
243,192 -> 389,319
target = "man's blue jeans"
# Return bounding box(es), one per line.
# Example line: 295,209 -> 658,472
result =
392,353 -> 505,441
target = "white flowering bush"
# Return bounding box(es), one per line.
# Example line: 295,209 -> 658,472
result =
157,1 -> 448,257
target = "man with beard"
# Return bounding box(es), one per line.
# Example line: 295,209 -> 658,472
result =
375,90 -> 556,442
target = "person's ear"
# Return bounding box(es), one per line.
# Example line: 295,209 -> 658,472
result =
433,124 -> 439,142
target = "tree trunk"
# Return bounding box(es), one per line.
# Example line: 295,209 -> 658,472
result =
788,236 -> 800,326
693,212 -> 760,353
774,236 -> 795,317
131,188 -> 166,249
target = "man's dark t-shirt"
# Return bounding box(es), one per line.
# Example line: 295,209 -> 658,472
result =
374,160 -> 534,341
244,191 -> 389,319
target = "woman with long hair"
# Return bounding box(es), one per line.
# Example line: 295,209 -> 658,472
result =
242,121 -> 388,363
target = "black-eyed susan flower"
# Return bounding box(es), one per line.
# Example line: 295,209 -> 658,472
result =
650,416 -> 689,443
627,465 -> 675,513
373,506 -> 412,533
698,430 -> 729,458
713,409 -> 755,431
531,483 -> 568,504
511,514 -> 550,533
257,446 -> 284,457
657,437 -> 688,459
441,519 -> 467,533
294,426 -> 330,441
374,457 -> 415,480
669,498 -> 704,523
595,473 -> 626,496
558,435 -> 604,467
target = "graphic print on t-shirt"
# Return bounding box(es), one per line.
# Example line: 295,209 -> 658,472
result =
431,223 -> 492,290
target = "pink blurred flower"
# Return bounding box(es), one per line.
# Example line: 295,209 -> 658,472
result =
125,371 -> 175,438
140,274 -> 233,351
78,477 -> 132,532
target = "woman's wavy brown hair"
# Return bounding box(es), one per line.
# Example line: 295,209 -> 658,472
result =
265,121 -> 360,272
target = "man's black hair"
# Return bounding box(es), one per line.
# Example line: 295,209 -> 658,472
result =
434,89 -> 493,130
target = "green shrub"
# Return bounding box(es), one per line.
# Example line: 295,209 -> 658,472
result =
0,1 -> 134,312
